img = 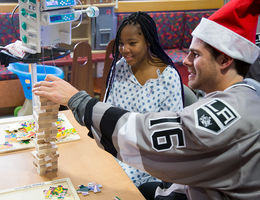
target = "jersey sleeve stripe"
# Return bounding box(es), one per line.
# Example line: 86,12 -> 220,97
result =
100,107 -> 129,157
84,97 -> 99,138
150,117 -> 181,127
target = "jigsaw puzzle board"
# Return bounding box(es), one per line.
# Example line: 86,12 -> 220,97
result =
0,178 -> 80,200
0,113 -> 80,153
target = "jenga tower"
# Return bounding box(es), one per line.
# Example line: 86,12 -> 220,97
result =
32,96 -> 60,175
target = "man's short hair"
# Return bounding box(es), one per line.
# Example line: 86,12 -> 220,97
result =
204,42 -> 251,77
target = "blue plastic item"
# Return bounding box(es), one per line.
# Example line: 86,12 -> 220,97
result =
8,62 -> 64,100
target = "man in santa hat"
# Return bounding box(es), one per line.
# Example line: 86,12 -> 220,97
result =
33,0 -> 260,199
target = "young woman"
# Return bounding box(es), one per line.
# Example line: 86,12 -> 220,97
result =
103,11 -> 184,190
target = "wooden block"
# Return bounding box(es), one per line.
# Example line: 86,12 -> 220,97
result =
33,111 -> 58,122
35,139 -> 45,145
34,110 -> 58,117
35,122 -> 57,132
32,151 -> 59,165
36,132 -> 57,140
36,118 -> 56,125
33,104 -> 59,114
36,165 -> 47,175
43,137 -> 57,143
40,104 -> 60,111
35,136 -> 56,144
39,96 -> 48,103
35,121 -> 54,129
34,154 -> 59,166
35,163 -> 58,175
34,117 -> 58,126
35,142 -> 56,151
37,128 -> 58,136
36,96 -> 58,107
35,143 -> 52,151
35,161 -> 58,175
37,146 -> 58,157
35,132 -> 48,140
36,150 -> 58,159
45,161 -> 58,169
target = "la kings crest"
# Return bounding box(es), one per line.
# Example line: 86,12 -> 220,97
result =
194,98 -> 240,135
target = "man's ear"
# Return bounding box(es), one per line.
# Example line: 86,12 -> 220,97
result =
218,54 -> 233,69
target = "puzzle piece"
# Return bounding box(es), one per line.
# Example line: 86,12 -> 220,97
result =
93,184 -> 101,193
76,183 -> 102,196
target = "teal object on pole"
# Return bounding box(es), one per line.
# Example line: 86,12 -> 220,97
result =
7,63 -> 64,100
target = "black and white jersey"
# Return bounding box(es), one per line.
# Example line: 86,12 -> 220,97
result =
68,79 -> 260,200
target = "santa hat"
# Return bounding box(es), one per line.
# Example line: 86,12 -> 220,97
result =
192,0 -> 260,64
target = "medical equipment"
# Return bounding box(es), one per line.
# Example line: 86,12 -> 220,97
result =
19,0 -> 99,53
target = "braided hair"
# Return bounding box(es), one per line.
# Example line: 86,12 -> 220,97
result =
104,11 -> 183,102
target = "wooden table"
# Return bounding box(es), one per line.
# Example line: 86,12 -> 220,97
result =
0,110 -> 145,200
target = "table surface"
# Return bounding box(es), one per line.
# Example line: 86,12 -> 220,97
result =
0,110 -> 145,200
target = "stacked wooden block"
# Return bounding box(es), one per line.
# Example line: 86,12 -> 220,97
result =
32,96 -> 60,175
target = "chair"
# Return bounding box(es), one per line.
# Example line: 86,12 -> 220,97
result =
0,66 -> 25,116
71,41 -> 94,97
183,84 -> 198,107
99,39 -> 115,101
0,79 -> 25,116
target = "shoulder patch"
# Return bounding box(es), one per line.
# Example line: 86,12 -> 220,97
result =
194,99 -> 240,135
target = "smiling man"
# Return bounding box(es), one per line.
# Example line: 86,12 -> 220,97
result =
33,0 -> 260,199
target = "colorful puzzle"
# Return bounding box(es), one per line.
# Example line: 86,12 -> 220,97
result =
43,185 -> 68,199
0,178 -> 80,200
0,113 -> 80,153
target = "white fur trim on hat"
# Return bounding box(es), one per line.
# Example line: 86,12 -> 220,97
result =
192,18 -> 260,64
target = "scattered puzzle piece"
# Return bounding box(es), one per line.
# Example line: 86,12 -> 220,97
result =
76,183 -> 102,196
76,185 -> 89,196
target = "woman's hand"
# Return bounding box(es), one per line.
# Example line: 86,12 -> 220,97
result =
32,74 -> 79,106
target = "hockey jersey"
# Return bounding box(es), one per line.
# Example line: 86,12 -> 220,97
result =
68,79 -> 260,200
